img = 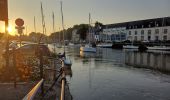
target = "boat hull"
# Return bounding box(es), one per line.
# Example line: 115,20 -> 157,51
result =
123,45 -> 138,49
97,44 -> 112,48
80,46 -> 96,52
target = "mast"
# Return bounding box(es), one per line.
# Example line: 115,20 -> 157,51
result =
34,16 -> 36,33
52,12 -> 55,32
41,2 -> 45,35
60,1 -> 65,52
39,2 -> 45,43
59,27 -> 60,43
88,13 -> 91,44
52,12 -> 56,53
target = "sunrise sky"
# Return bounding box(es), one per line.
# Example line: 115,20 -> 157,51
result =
0,0 -> 170,35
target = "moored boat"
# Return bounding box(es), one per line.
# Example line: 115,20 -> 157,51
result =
97,43 -> 112,48
123,45 -> 138,49
80,44 -> 96,52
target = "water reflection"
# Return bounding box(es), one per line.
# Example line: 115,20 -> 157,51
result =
125,50 -> 170,73
48,46 -> 170,100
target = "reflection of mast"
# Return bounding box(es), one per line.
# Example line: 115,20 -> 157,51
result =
89,58 -> 92,88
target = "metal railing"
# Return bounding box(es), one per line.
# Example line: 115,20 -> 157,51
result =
59,59 -> 65,100
23,79 -> 44,100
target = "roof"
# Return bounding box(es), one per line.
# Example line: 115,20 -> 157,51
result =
103,17 -> 170,29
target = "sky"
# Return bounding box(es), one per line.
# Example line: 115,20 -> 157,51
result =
0,0 -> 170,35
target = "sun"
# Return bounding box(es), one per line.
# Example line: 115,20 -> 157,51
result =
7,26 -> 12,33
7,25 -> 15,35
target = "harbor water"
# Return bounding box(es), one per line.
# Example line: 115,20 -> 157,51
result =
49,45 -> 170,100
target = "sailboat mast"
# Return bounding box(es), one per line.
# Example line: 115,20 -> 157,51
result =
34,16 -> 36,33
52,12 -> 55,32
59,27 -> 60,43
88,13 -> 91,44
41,2 -> 45,35
60,1 -> 65,51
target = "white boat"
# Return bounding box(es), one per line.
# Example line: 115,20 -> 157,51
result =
64,57 -> 72,67
147,46 -> 170,50
56,43 -> 62,48
123,45 -> 138,49
97,43 -> 112,48
80,13 -> 96,53
80,44 -> 97,52
68,42 -> 74,46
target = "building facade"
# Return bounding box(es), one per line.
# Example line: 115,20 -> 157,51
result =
101,17 -> 170,42
72,29 -> 80,43
102,24 -> 127,42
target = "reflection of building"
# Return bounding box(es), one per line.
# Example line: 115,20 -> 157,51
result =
101,17 -> 170,42
125,50 -> 170,72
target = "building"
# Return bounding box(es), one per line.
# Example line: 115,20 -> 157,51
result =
72,29 -> 80,43
102,17 -> 170,42
102,23 -> 127,42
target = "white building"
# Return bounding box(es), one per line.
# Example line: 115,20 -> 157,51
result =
101,23 -> 127,42
102,17 -> 170,42
127,26 -> 170,41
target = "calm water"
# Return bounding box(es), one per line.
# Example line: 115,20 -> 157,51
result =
49,45 -> 170,100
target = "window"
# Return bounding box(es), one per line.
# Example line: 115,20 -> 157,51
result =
148,30 -> 151,35
129,31 -> 131,35
148,24 -> 151,28
155,29 -> 159,34
163,36 -> 167,40
134,36 -> 137,41
148,36 -> 151,41
164,29 -> 168,34
128,36 -> 132,40
155,36 -> 159,41
141,36 -> 144,41
135,31 -> 137,35
141,30 -> 144,35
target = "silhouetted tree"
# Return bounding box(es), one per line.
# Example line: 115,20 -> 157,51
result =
77,24 -> 89,40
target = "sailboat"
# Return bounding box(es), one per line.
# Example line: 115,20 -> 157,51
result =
80,13 -> 97,52
59,1 -> 72,67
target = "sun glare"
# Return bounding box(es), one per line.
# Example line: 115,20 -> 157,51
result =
7,25 -> 15,35
7,26 -> 12,33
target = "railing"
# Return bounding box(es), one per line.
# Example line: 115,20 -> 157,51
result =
23,57 -> 70,100
23,79 -> 44,100
59,59 -> 66,100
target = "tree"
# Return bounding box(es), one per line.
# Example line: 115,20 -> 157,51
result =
76,24 -> 89,40
94,21 -> 103,32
